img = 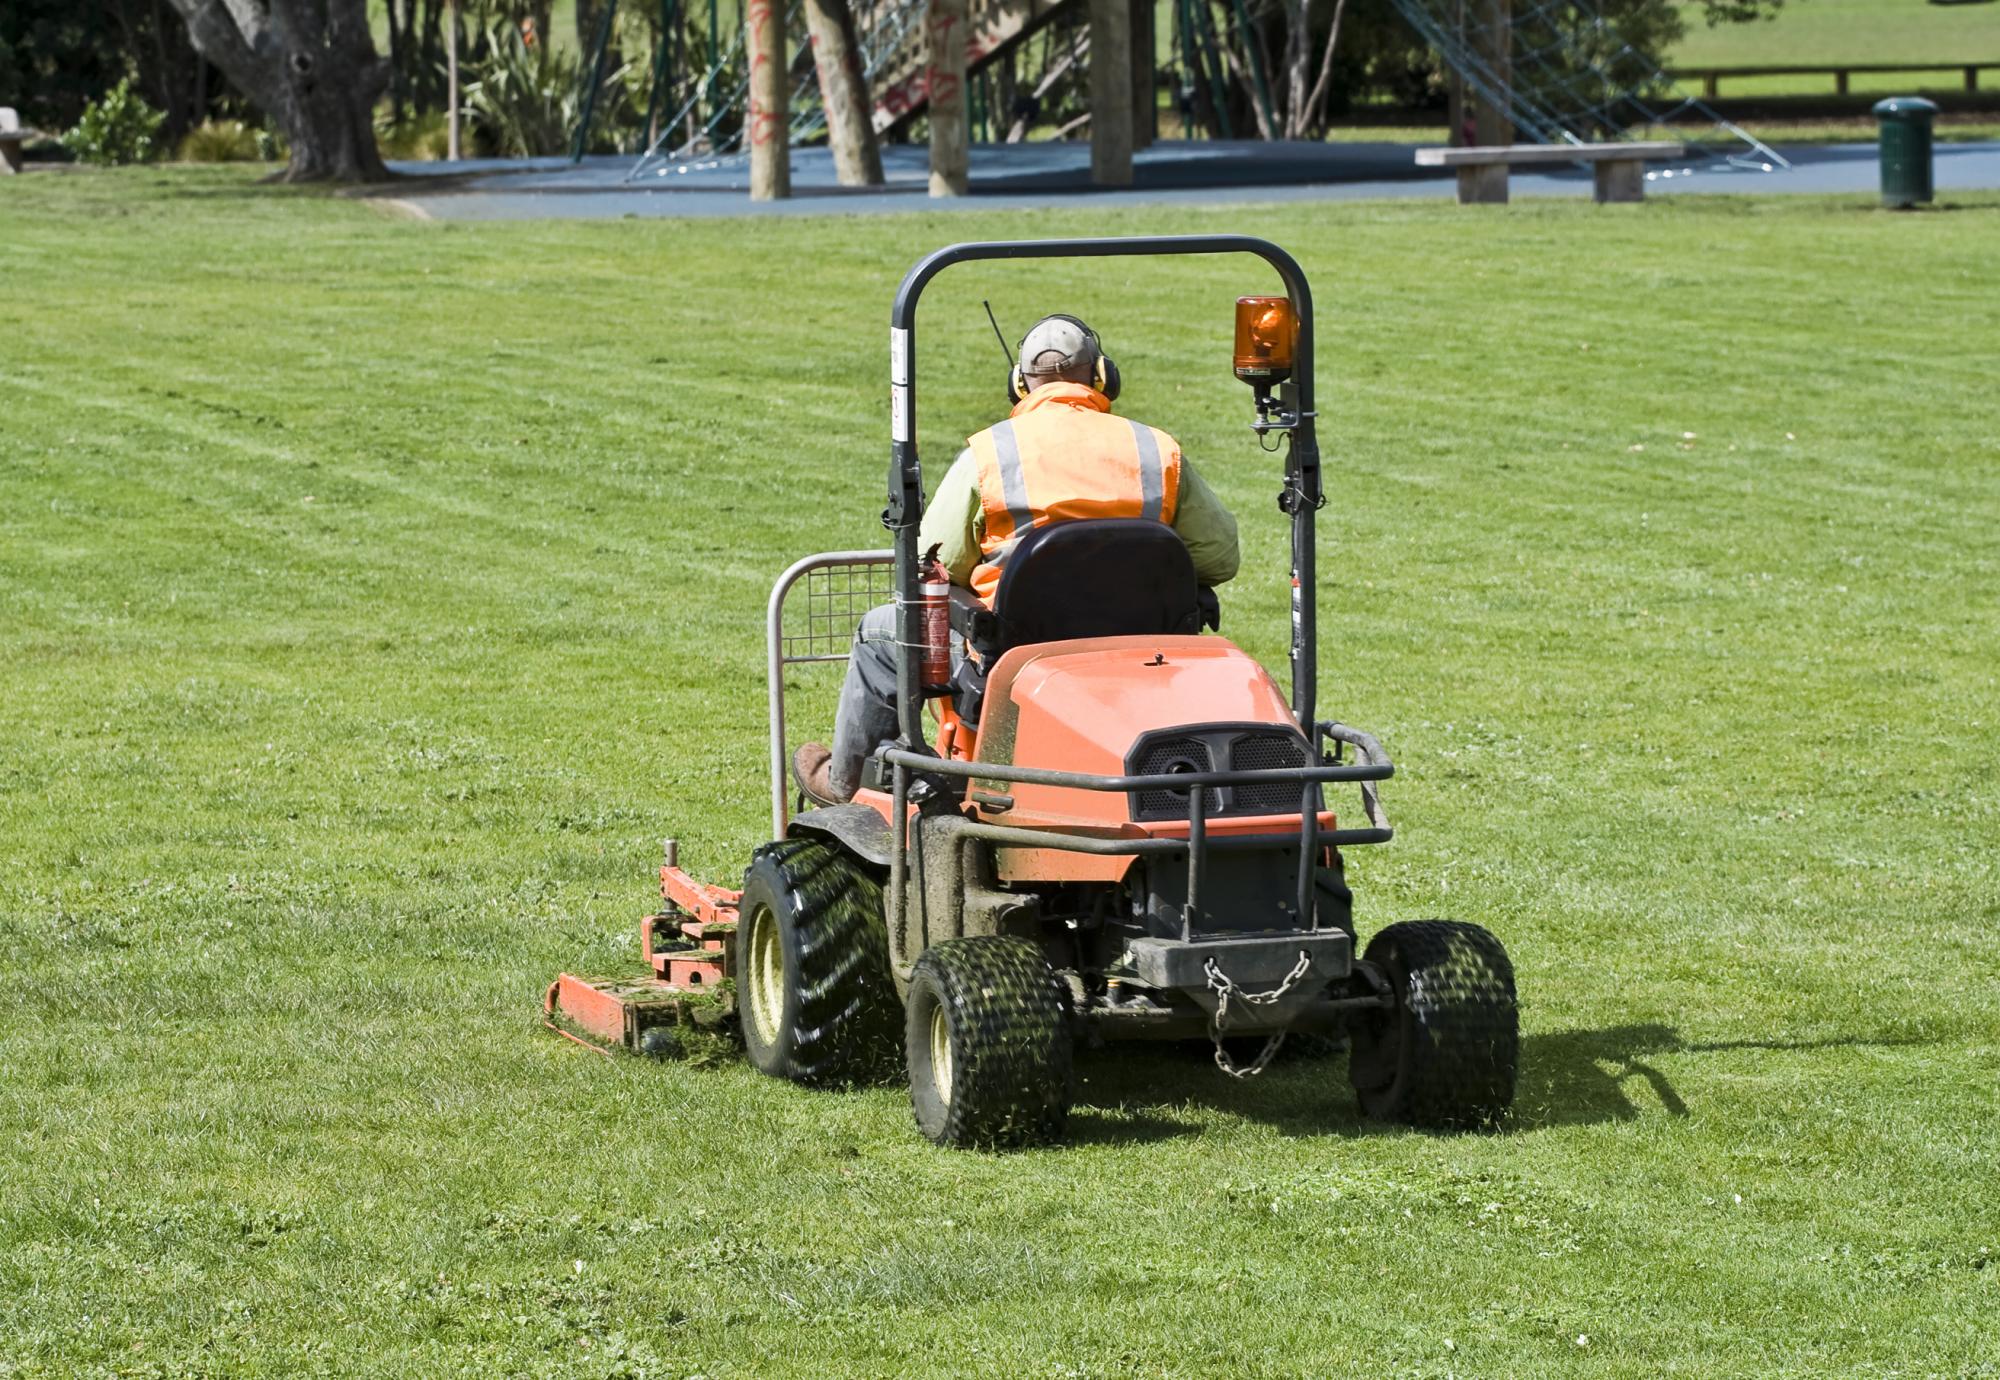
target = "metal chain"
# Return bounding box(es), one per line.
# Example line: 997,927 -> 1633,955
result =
1203,950 -> 1313,1080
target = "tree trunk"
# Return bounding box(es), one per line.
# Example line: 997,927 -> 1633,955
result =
804,0 -> 883,185
284,43 -> 394,180
1218,41 -> 1272,139
419,0 -> 445,111
747,0 -> 791,198
995,50 -> 1019,143
166,0 -> 392,182
1129,0 -> 1154,149
1472,0 -> 1511,146
926,0 -> 969,195
1281,0 -> 1308,139
1300,0 -> 1348,135
1008,26 -> 1085,142
1089,0 -> 1132,183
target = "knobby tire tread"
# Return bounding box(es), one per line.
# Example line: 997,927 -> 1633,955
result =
1352,919 -> 1518,1131
911,936 -> 1072,1149
749,838 -> 899,1086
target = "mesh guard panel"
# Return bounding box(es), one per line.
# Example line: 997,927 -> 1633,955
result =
1229,731 -> 1312,815
1132,737 -> 1218,819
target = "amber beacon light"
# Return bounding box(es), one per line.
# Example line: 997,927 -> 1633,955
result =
1233,295 -> 1297,386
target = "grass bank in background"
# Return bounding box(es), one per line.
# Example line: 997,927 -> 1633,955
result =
1672,0 -> 2000,71
1325,117 -> 2000,145
1,169 -> 1996,1377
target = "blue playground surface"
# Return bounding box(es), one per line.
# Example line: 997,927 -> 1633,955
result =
375,138 -> 2000,219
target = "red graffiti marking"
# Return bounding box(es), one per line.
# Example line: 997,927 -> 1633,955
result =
748,98 -> 785,147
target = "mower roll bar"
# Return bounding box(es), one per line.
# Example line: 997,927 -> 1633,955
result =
885,235 -> 1322,754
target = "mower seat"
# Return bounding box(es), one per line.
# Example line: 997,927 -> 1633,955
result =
953,518 -> 1205,725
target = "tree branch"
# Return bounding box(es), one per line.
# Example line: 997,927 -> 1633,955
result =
1301,0 -> 1348,134
163,0 -> 286,109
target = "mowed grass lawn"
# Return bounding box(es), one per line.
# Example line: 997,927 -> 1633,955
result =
2,171 -> 1996,1377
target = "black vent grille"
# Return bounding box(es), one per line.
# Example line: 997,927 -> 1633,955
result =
1228,731 -> 1312,815
1126,725 -> 1316,822
1132,737 -> 1219,818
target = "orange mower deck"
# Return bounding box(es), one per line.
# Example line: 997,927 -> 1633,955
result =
544,845 -> 741,1052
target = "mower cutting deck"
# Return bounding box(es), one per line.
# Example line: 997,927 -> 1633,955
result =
547,234 -> 1521,1148
544,842 -> 740,1053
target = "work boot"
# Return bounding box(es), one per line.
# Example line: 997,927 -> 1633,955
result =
791,742 -> 846,808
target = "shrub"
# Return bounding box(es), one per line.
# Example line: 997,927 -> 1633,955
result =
64,78 -> 165,165
177,119 -> 265,163
376,111 -> 453,161
462,25 -> 629,157
254,123 -> 287,162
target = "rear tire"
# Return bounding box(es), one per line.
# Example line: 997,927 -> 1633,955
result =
905,937 -> 1072,1148
735,839 -> 899,1086
1347,919 -> 1518,1130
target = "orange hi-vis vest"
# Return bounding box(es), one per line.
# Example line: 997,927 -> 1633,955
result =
963,382 -> 1184,604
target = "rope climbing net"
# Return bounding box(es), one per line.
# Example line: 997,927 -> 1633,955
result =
1387,0 -> 1788,170
623,0 -> 933,179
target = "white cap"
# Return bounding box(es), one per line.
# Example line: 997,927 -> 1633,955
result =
1018,316 -> 1097,381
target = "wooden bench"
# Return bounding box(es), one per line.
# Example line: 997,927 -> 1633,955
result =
0,107 -> 43,175
1415,141 -> 1686,205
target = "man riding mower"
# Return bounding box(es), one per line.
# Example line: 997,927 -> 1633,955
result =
791,310 -> 1241,808
547,236 -> 1519,1149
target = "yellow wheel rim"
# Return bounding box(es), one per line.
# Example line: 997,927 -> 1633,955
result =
928,1001 -> 953,1105
745,903 -> 785,1048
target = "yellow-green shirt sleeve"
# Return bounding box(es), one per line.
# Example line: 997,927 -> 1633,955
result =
918,448 -> 985,588
1173,458 -> 1241,586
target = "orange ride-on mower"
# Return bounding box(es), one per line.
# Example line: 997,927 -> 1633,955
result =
547,235 -> 1519,1147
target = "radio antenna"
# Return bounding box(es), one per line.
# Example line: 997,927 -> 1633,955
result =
982,300 -> 1013,365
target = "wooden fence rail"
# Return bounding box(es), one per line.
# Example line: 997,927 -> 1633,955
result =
1663,61 -> 2000,98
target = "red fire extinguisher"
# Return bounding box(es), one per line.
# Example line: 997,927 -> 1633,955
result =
919,543 -> 952,696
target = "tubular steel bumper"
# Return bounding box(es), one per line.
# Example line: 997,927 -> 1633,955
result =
883,719 -> 1393,940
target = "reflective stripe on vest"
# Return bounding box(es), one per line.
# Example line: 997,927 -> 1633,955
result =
964,383 -> 1183,605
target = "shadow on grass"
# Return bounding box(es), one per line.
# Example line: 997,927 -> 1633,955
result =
1069,1041 -> 1371,1142
1513,1023 -> 1934,1130
1064,1024 -> 1936,1143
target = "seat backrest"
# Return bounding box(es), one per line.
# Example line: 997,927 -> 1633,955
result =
990,518 -> 1201,652
0,109 -> 19,134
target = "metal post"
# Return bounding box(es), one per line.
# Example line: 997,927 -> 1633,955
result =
889,762 -> 911,964
1183,783 -> 1206,941
1295,782 -> 1316,929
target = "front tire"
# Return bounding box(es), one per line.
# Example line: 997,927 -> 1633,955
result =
905,937 -> 1072,1148
735,839 -> 899,1086
1347,920 -> 1518,1130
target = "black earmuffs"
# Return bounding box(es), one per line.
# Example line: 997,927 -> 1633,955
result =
1009,314 -> 1122,405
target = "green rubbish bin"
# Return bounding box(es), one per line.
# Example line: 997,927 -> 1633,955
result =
1873,96 -> 1939,208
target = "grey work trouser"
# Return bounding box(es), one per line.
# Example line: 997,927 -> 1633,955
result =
829,602 -> 964,800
